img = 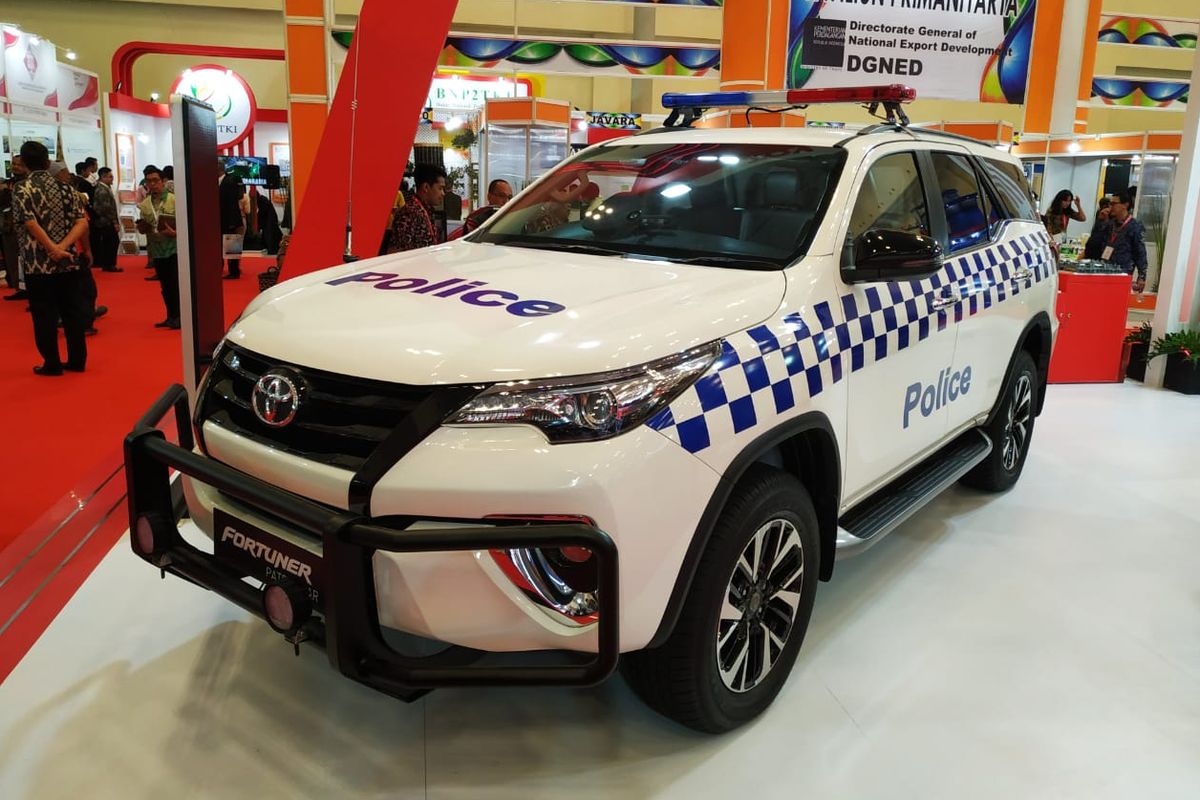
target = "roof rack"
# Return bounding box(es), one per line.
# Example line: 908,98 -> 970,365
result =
660,85 -> 916,128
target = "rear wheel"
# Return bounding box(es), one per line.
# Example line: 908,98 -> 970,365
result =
622,465 -> 820,733
961,350 -> 1038,492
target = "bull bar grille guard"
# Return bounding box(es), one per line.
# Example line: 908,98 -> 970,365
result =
124,384 -> 620,696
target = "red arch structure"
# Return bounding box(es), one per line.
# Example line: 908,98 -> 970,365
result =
110,41 -> 284,97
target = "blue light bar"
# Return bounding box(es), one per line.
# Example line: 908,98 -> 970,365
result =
662,85 -> 917,110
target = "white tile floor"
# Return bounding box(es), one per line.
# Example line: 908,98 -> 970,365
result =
1,382 -> 1198,799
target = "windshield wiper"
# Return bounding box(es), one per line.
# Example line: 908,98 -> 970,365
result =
498,240 -> 628,258
668,255 -> 784,271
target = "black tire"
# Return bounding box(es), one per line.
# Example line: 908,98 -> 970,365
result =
961,350 -> 1038,492
622,464 -> 820,733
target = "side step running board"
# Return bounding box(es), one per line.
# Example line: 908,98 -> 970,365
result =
836,429 -> 992,558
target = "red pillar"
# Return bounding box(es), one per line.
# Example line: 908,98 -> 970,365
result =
285,0 -> 459,276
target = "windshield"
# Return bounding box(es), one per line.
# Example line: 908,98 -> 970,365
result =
473,141 -> 847,269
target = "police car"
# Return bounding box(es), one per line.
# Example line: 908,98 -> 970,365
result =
126,86 -> 1056,733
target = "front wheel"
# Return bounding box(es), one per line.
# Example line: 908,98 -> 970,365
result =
961,350 -> 1038,492
622,465 -> 820,733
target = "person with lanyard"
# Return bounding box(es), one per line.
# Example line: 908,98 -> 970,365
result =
1082,197 -> 1111,261
387,164 -> 447,253
1101,190 -> 1148,293
136,167 -> 180,329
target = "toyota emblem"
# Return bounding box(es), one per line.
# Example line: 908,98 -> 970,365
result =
251,370 -> 304,427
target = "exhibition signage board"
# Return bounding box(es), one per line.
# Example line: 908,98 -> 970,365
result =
787,0 -> 1037,104
171,65 -> 258,149
1099,16 -> 1198,50
427,76 -> 529,109
2,26 -> 58,109
587,111 -> 642,130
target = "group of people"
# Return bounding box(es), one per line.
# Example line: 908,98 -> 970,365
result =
0,144 -> 270,375
381,164 -> 513,254
1044,188 -> 1148,292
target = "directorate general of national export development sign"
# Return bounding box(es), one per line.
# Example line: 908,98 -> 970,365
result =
788,0 -> 1037,104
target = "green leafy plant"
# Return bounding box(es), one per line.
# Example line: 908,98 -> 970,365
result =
451,128 -> 478,151
1124,322 -> 1152,345
1148,328 -> 1200,365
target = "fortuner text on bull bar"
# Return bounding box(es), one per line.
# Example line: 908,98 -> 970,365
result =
124,384 -> 620,696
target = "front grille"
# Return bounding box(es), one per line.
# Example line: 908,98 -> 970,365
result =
199,345 -> 436,471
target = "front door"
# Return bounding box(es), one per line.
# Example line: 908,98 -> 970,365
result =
839,147 -> 962,504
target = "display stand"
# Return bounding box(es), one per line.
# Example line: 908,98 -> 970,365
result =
483,98 -> 570,193
1048,271 -> 1135,383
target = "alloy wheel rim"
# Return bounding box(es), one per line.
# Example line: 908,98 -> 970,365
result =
1002,375 -> 1033,471
715,518 -> 805,693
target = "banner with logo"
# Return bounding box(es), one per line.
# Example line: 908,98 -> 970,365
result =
57,64 -> 101,118
427,76 -> 529,109
1091,76 -> 1189,109
171,65 -> 258,148
787,0 -> 1036,105
2,26 -> 59,109
1099,16 -> 1198,50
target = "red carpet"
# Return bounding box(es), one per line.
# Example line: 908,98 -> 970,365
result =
0,255 -> 271,551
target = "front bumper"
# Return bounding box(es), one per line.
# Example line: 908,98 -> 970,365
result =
125,385 -> 620,696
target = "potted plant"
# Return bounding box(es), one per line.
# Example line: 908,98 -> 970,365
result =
1124,322 -> 1152,381
1148,328 -> 1200,395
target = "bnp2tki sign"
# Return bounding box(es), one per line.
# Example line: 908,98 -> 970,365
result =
172,65 -> 258,148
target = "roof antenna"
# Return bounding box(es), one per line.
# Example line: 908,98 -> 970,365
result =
342,26 -> 363,263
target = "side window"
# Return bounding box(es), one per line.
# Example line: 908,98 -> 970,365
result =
931,152 -> 990,254
847,152 -> 930,242
974,164 -> 1005,239
981,158 -> 1040,222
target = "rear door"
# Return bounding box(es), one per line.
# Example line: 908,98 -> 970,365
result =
927,149 -> 1048,432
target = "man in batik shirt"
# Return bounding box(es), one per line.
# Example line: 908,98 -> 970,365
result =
387,164 -> 447,253
12,142 -> 91,375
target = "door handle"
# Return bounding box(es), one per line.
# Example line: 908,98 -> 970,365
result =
1011,268 -> 1034,282
931,293 -> 959,310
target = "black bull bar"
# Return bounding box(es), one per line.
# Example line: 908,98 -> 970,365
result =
124,384 -> 620,697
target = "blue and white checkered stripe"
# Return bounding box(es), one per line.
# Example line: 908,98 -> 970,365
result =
648,231 -> 1055,455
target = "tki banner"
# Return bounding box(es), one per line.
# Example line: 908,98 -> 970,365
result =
787,0 -> 1037,104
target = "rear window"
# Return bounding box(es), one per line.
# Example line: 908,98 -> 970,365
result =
980,158 -> 1040,222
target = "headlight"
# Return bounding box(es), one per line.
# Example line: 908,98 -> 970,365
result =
446,342 -> 721,443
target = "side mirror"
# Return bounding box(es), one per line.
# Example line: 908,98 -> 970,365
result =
843,229 -> 943,283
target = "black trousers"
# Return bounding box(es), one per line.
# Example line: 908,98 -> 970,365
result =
27,270 -> 89,369
92,225 -> 120,268
2,233 -> 19,290
80,266 -> 98,326
154,254 -> 180,319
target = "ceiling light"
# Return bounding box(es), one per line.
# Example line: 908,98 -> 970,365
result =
150,92 -> 160,102
576,120 -> 588,131
445,116 -> 464,131
65,50 -> 77,61
1067,141 -> 1082,154
661,183 -> 692,199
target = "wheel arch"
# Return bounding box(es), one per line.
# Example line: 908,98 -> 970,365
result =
646,411 -> 841,649
989,312 -> 1052,425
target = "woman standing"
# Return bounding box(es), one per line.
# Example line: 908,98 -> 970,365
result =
1043,190 -> 1088,237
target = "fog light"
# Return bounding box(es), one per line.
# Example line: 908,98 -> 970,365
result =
134,515 -> 158,556
263,581 -> 312,634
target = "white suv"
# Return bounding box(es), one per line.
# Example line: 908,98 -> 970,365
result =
126,88 -> 1056,733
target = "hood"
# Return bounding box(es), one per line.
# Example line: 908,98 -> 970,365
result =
226,242 -> 785,384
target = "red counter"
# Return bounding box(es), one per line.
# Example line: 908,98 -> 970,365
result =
1048,272 -> 1134,384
